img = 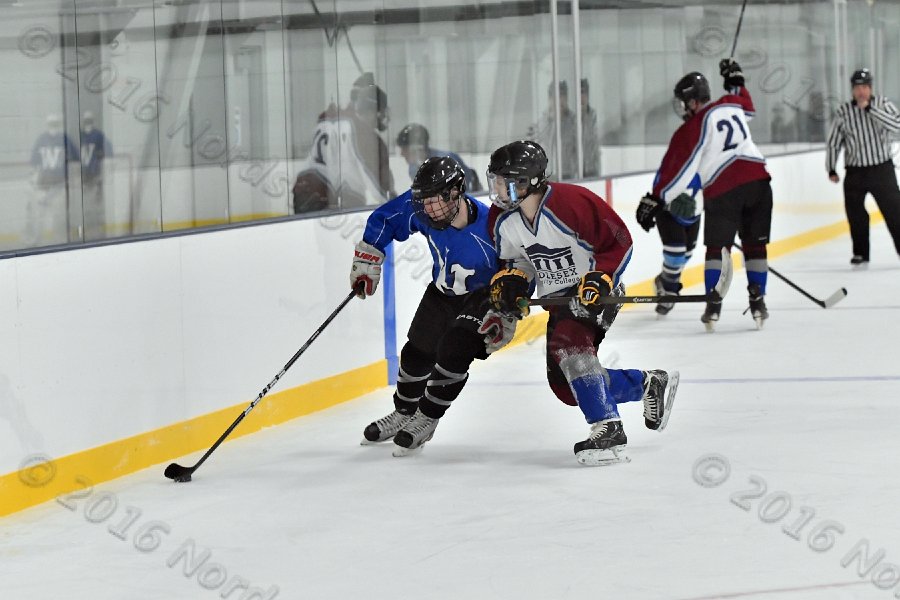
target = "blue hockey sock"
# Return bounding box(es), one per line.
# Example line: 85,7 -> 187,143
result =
606,369 -> 646,405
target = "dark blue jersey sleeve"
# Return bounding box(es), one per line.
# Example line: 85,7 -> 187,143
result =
361,190 -> 421,251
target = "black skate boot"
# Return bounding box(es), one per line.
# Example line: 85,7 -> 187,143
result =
362,408 -> 414,444
746,284 -> 768,330
641,369 -> 680,431
392,409 -> 440,456
573,419 -> 629,466
654,275 -> 681,317
850,255 -> 869,268
700,300 -> 721,333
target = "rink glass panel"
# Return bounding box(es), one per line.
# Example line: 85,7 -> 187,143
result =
0,0 -> 880,255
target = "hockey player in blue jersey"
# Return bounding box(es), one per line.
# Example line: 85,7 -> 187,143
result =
80,111 -> 114,239
352,156 -> 515,454
27,113 -> 79,246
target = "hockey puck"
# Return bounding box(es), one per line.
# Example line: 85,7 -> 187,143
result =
174,474 -> 192,483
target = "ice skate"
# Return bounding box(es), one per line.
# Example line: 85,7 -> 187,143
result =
654,275 -> 676,317
850,255 -> 869,269
700,300 -> 721,333
361,409 -> 412,445
392,409 -> 439,457
573,419 -> 630,466
641,370 -> 680,431
746,284 -> 768,330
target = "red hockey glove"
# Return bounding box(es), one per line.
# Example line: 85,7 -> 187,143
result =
477,309 -> 518,354
350,240 -> 385,299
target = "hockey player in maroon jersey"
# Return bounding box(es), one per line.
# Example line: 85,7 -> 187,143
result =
485,140 -> 679,466
636,60 -> 773,331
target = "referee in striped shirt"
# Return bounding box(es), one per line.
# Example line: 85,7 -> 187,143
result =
827,68 -> 900,266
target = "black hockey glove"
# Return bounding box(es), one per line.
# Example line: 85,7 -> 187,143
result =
719,58 -> 745,90
636,193 -> 664,232
668,193 -> 697,219
489,268 -> 531,319
574,271 -> 613,316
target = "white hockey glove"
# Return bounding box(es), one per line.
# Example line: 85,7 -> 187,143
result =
477,309 -> 518,354
350,240 -> 385,299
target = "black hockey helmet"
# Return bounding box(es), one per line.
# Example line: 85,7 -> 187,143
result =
851,68 -> 873,87
411,156 -> 467,230
350,71 -> 375,102
354,84 -> 390,131
396,123 -> 430,148
486,140 -> 549,211
673,72 -> 711,121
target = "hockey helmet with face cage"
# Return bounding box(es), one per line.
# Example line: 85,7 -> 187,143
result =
411,156 -> 466,230
486,140 -> 549,211
673,72 -> 711,121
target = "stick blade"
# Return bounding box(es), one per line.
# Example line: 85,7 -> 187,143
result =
714,246 -> 734,299
822,287 -> 848,309
164,462 -> 193,482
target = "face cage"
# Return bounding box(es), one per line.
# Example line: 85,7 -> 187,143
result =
672,96 -> 690,121
412,189 -> 461,230
487,172 -> 531,211
376,107 -> 391,132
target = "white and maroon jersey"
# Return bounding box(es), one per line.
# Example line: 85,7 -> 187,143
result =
488,182 -> 633,298
653,86 -> 770,204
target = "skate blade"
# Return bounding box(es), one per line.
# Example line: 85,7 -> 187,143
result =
392,444 -> 425,457
754,316 -> 766,330
657,371 -> 680,432
575,445 -> 630,466
360,437 -> 390,446
703,320 -> 716,333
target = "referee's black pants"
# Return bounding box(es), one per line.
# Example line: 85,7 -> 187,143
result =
844,161 -> 900,260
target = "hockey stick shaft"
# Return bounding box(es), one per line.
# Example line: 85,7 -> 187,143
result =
730,0 -> 749,58
525,293 -> 711,308
164,288 -> 358,480
732,243 -> 847,308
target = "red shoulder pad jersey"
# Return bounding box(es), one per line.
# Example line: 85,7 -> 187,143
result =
653,87 -> 770,202
488,182 -> 633,298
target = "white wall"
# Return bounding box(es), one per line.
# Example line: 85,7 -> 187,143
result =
0,211 -> 382,475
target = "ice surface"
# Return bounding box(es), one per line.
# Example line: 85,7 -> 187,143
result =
2,231 -> 900,600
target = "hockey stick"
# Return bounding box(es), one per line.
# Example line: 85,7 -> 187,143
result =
733,243 -> 847,308
730,0 -> 749,59
522,247 -> 733,309
164,288 -> 359,482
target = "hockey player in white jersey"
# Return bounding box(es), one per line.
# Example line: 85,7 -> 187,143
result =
637,61 -> 773,330
485,140 -> 679,466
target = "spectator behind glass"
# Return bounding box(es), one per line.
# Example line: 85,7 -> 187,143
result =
292,81 -> 395,213
80,111 -> 114,240
530,81 -> 578,179
27,113 -> 78,246
396,123 -> 482,192
580,79 -> 601,178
